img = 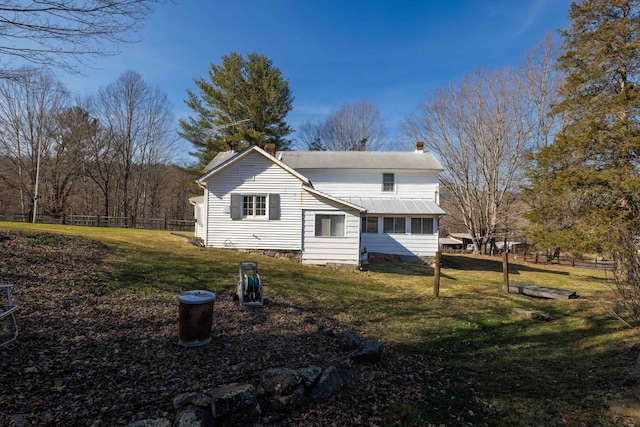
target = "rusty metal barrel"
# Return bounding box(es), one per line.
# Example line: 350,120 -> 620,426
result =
178,290 -> 216,347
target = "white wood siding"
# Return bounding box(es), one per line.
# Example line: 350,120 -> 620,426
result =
361,216 -> 439,257
301,193 -> 360,266
204,152 -> 303,250
300,169 -> 439,199
194,199 -> 205,240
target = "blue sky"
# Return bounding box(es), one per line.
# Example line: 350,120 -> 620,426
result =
60,0 -> 572,159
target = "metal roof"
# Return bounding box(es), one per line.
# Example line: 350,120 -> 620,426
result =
448,233 -> 472,240
204,151 -> 236,171
278,151 -> 444,171
341,197 -> 446,215
303,187 -> 366,212
440,237 -> 464,245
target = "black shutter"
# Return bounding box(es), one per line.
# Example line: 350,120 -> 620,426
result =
230,193 -> 242,219
269,194 -> 280,220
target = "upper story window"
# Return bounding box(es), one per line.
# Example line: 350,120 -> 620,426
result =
243,195 -> 266,217
382,173 -> 395,192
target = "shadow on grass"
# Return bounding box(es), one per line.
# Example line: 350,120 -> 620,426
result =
443,254 -> 570,276
367,261 -> 434,276
395,306 -> 633,426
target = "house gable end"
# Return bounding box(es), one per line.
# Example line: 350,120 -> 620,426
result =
197,146 -> 309,185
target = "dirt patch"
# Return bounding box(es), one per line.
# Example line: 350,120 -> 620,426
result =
0,232 -> 489,426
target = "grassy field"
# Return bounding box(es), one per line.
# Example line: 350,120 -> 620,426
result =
1,221 -> 637,426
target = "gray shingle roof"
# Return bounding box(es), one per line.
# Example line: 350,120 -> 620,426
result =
278,151 -> 444,171
205,150 -> 445,172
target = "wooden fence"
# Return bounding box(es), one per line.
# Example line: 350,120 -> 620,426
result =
520,252 -> 615,270
0,214 -> 195,232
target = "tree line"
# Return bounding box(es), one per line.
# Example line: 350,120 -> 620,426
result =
0,69 -> 191,222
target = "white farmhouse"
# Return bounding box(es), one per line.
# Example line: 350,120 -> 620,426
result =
193,142 -> 445,267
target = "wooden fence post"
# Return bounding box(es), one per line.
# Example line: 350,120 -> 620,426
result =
503,251 -> 509,292
433,251 -> 441,297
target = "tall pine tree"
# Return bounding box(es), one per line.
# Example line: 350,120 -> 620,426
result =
179,52 -> 294,168
525,0 -> 640,254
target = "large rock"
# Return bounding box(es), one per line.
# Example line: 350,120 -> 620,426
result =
173,392 -> 213,410
260,368 -> 301,396
350,339 -> 383,363
297,365 -> 322,389
270,385 -> 305,411
310,365 -> 343,403
175,406 -> 215,427
206,383 -> 257,418
337,330 -> 361,352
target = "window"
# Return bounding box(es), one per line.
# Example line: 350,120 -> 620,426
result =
231,193 -> 280,220
361,216 -> 378,233
383,217 -> 405,234
411,217 -> 434,234
382,173 -> 395,192
243,195 -> 266,217
315,214 -> 345,237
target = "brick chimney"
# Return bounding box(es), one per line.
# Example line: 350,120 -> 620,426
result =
265,143 -> 276,156
414,141 -> 424,153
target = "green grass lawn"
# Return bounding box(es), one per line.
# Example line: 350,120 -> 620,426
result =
1,221 -> 636,426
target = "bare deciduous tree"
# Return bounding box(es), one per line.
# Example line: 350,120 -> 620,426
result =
0,68 -> 68,219
88,71 -> 176,217
296,119 -> 325,151
404,54 -> 559,253
521,32 -> 564,151
298,99 -> 386,151
0,1 -> 160,79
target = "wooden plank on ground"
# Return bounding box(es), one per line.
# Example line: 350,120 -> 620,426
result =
508,285 -> 577,300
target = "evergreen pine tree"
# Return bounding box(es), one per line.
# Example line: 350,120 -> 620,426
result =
525,0 -> 640,253
179,52 -> 294,168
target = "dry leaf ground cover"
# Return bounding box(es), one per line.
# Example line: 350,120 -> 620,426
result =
0,223 -> 638,426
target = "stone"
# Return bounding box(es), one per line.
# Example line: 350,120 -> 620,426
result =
350,339 -> 383,363
337,330 -> 361,352
126,419 -> 172,427
310,365 -> 343,403
270,385 -> 304,411
260,368 -> 302,396
297,365 -> 322,388
175,406 -> 215,427
173,392 -> 213,409
206,383 -> 257,418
